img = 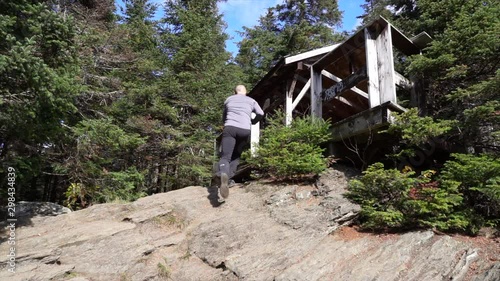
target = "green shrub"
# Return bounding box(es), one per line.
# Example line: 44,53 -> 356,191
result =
64,119 -> 147,208
383,108 -> 457,160
244,111 -> 331,179
440,153 -> 500,227
386,108 -> 457,147
347,163 -> 469,232
96,167 -> 147,203
65,167 -> 146,208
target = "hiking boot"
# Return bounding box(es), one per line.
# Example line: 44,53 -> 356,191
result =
211,174 -> 221,188
220,173 -> 229,199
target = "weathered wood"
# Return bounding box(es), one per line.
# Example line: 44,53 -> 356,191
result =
285,44 -> 340,65
321,70 -> 369,99
410,31 -> 433,50
394,71 -> 413,90
321,67 -> 367,101
285,77 -> 297,126
376,24 -> 397,104
247,17 -> 427,146
291,78 -> 311,111
295,74 -> 309,84
297,62 -> 304,71
310,67 -> 323,118
330,102 -> 403,142
250,113 -> 260,156
364,28 -> 380,108
336,96 -> 364,111
320,70 -> 339,82
390,23 -> 421,56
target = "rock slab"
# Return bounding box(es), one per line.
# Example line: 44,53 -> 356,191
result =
0,167 -> 498,281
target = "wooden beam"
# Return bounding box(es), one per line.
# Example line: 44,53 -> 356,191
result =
321,70 -> 369,99
289,76 -> 298,95
365,28 -> 380,108
321,67 -> 367,101
285,44 -> 340,65
310,67 -> 322,118
295,74 -> 309,84
376,23 -> 397,104
330,102 -> 403,142
291,79 -> 311,111
296,61 -> 304,71
321,69 -> 340,82
410,31 -> 433,50
285,77 -> 297,126
335,96 -> 364,111
313,29 -> 367,70
250,112 -> 260,156
394,71 -> 413,90
391,23 -> 421,56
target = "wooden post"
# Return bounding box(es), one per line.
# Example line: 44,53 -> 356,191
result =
365,28 -> 380,108
310,66 -> 323,119
286,77 -> 297,126
321,67 -> 367,101
376,24 -> 396,104
291,78 -> 311,110
250,112 -> 260,156
365,24 -> 397,108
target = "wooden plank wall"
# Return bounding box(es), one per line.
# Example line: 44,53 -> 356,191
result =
364,28 -> 380,108
364,23 -> 397,108
376,24 -> 397,104
311,66 -> 323,118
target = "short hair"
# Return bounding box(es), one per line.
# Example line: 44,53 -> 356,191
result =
234,85 -> 247,95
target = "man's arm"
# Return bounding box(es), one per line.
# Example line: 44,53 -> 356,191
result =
251,100 -> 264,124
222,106 -> 227,124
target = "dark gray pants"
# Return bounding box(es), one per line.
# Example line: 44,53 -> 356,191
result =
217,126 -> 251,179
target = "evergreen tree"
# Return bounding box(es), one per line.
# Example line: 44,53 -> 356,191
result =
61,0 -> 157,207
236,9 -> 284,86
158,0 -> 241,189
275,0 -> 343,52
236,0 -> 345,86
0,0 -> 80,201
108,0 -> 180,195
357,0 -> 393,26
400,0 -> 500,154
121,0 -> 158,51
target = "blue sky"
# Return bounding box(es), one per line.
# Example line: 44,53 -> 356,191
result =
219,0 -> 364,55
116,0 -> 365,56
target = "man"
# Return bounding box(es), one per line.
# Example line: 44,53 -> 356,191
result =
217,85 -> 264,199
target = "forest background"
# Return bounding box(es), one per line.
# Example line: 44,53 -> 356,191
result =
0,0 -> 498,215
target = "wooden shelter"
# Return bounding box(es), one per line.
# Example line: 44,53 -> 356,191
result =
248,17 -> 431,160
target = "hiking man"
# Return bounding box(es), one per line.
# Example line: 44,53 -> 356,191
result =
216,85 -> 264,199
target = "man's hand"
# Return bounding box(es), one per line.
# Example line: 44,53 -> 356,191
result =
251,114 -> 263,125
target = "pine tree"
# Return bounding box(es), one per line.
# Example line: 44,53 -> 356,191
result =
0,0 -> 80,201
158,0 -> 241,189
236,9 -> 284,86
399,0 -> 500,154
121,0 -> 158,51
357,0 -> 393,26
61,0 -> 158,207
236,0 -> 345,87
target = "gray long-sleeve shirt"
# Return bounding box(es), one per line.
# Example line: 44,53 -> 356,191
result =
223,94 -> 264,130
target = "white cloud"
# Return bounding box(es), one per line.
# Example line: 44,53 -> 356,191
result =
351,17 -> 363,31
218,0 -> 282,55
218,0 -> 282,29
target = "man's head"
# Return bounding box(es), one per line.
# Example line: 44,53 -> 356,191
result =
234,85 -> 247,95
